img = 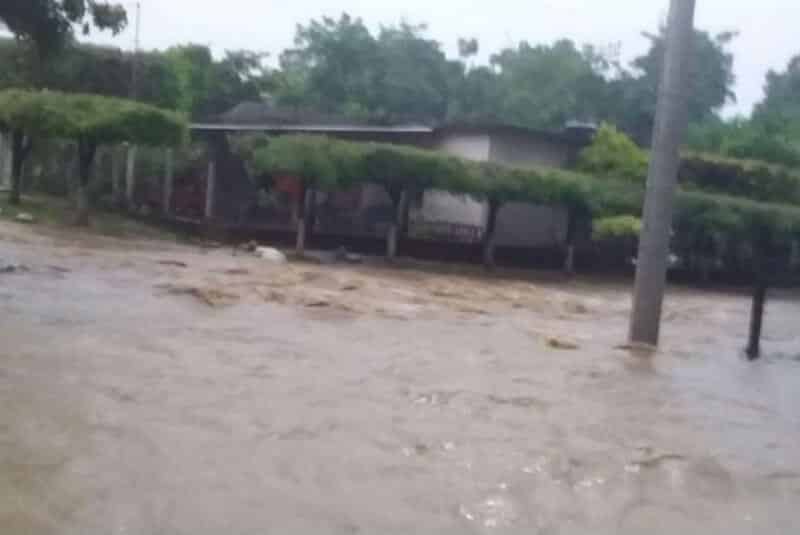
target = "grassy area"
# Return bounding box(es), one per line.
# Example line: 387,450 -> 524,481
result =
0,193 -> 180,240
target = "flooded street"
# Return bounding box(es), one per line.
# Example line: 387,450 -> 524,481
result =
2,222 -> 799,534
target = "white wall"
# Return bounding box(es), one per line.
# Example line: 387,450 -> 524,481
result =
408,190 -> 484,242
437,133 -> 491,162
489,131 -> 571,169
406,133 -> 490,241
489,132 -> 571,247
332,131 -> 572,247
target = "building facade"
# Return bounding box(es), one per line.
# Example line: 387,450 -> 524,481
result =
184,103 -> 594,249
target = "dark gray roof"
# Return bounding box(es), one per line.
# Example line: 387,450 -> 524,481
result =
192,102 -> 594,146
435,121 -> 595,147
194,101 -> 432,134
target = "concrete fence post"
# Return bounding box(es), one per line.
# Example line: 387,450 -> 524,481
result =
0,132 -> 9,191
125,145 -> 138,209
111,145 -> 123,206
163,148 -> 174,215
205,160 -> 216,219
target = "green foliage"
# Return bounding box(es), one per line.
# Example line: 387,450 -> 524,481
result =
579,123 -> 800,207
593,215 -> 642,240
246,135 -> 351,190
276,15 -> 453,122
673,189 -> 800,252
686,117 -> 800,167
754,55 -> 800,139
362,144 -> 470,200
166,45 -> 272,118
237,133 -> 800,270
0,89 -> 187,146
486,40 -> 612,129
0,39 -> 183,110
679,153 -> 800,205
612,29 -> 736,144
577,124 -> 649,182
0,1 -> 127,57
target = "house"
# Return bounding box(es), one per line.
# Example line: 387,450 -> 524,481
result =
418,123 -> 593,247
185,102 -> 595,249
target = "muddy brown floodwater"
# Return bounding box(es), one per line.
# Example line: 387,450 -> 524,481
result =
1,222 -> 800,534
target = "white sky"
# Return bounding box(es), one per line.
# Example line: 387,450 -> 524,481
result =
85,1 -> 800,116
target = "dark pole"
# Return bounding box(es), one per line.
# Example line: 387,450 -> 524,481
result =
629,0 -> 696,346
746,281 -> 767,360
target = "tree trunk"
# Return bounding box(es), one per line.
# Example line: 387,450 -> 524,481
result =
204,160 -> 216,219
400,188 -> 413,237
305,188 -> 317,244
295,185 -> 309,255
564,210 -> 578,275
9,130 -> 31,205
0,132 -> 11,191
111,145 -> 123,207
125,145 -> 138,210
746,281 -> 767,360
483,200 -> 501,270
162,148 -> 174,215
73,139 -> 97,226
386,191 -> 407,261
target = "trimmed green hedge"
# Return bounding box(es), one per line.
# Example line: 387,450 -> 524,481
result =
679,153 -> 800,206
0,89 -> 187,146
237,133 -> 800,267
577,123 -> 800,208
593,215 -> 642,240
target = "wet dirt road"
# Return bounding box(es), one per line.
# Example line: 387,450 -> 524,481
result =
2,222 -> 799,534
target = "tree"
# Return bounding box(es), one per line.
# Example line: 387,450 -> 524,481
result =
0,89 -> 186,223
474,164 -> 523,270
750,55 -> 800,158
276,14 -> 453,123
615,28 -> 736,144
447,65 -> 502,122
0,38 -> 182,109
372,23 -> 451,122
755,56 -> 800,129
279,14 -> 379,116
362,145 -> 466,260
244,135 -> 353,255
685,116 -> 800,167
577,124 -> 649,182
488,40 -> 612,129
166,45 -> 272,119
0,1 -> 127,59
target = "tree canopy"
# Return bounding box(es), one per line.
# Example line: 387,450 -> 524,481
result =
266,15 -> 738,137
0,1 -> 127,57
0,11 -> 743,143
0,89 -> 186,146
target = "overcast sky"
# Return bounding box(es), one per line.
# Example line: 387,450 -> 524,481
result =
85,0 -> 800,116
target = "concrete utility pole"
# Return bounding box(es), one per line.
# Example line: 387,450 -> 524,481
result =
125,1 -> 142,210
629,0 -> 696,346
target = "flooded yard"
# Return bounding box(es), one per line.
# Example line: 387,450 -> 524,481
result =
1,221 -> 799,534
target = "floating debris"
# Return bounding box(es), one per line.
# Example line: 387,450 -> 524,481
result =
547,337 -> 580,350
0,264 -> 29,274
158,283 -> 239,307
157,260 -> 188,268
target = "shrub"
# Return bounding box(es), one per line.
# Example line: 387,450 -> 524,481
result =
593,215 -> 642,240
577,123 -> 649,182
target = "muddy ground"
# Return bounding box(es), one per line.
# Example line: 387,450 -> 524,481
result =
1,220 -> 799,534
